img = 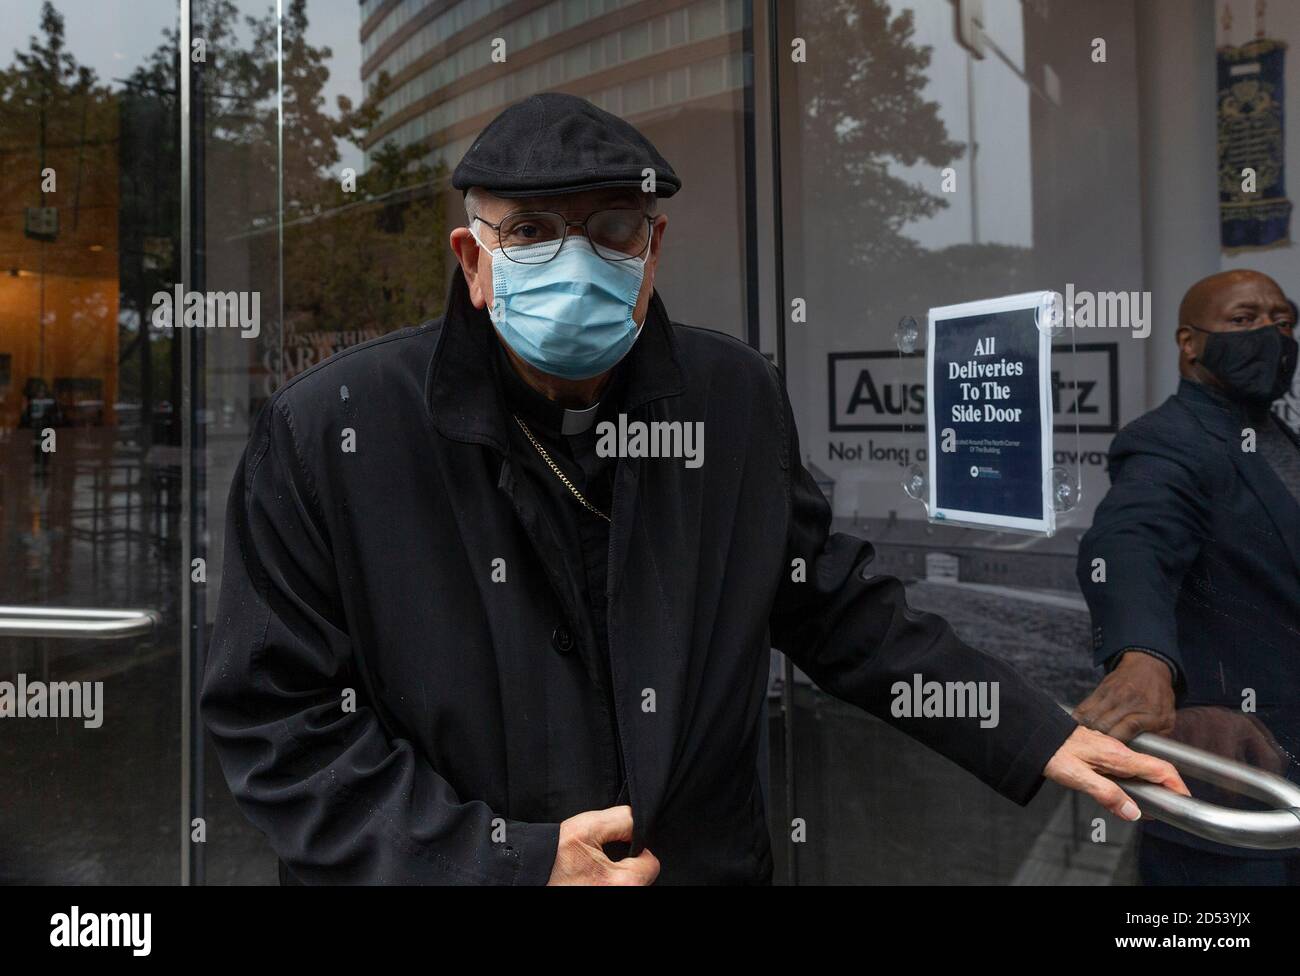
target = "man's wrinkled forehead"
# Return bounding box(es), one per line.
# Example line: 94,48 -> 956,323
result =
475,186 -> 645,217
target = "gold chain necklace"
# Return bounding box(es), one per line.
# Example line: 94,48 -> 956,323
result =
512,414 -> 612,523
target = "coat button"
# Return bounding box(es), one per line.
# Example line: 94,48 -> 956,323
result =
551,625 -> 575,655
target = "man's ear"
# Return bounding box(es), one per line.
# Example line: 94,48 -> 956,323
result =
1176,323 -> 1199,364
450,227 -> 488,309
645,214 -> 668,290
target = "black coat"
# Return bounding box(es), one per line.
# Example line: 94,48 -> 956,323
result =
202,269 -> 1077,884
1077,379 -> 1300,853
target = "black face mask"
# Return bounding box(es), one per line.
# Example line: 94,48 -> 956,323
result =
1194,323 -> 1298,404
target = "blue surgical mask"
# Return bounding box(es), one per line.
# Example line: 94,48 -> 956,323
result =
471,224 -> 645,380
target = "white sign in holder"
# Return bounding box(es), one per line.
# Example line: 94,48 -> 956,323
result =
899,290 -> 1083,538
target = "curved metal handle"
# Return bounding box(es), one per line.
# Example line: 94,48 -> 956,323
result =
0,606 -> 161,640
1059,702 -> 1300,849
1118,730 -> 1300,851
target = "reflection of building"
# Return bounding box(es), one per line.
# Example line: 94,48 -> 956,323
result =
359,0 -> 754,343
360,0 -> 746,170
0,98 -> 120,430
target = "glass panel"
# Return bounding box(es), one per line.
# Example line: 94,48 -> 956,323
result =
189,0 -> 756,883
776,0 -> 1300,885
773,0 -> 1141,886
194,0 -> 450,883
190,0 -> 285,884
0,0 -> 182,883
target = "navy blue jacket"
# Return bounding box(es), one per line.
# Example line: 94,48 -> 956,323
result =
202,269 -> 1077,884
1078,379 -> 1300,853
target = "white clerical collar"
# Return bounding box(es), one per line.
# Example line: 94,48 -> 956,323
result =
561,401 -> 600,435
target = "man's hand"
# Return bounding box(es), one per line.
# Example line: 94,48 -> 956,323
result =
547,805 -> 660,885
1043,725 -> 1190,821
1171,706 -> 1288,775
1073,651 -> 1176,741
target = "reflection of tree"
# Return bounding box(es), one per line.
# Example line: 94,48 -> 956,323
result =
177,0 -> 448,349
284,63 -> 449,340
798,0 -> 1034,312
118,9 -> 182,429
0,3 -> 135,418
799,0 -> 962,266
0,2 -> 99,137
878,243 -> 1036,316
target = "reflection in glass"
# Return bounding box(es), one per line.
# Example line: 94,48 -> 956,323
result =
0,0 -> 182,883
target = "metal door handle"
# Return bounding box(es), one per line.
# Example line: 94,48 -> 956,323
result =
0,606 -> 161,639
1062,702 -> 1300,849
1118,729 -> 1300,850
1059,697 -> 1300,850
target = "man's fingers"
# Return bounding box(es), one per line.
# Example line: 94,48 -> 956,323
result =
1238,724 -> 1285,772
1071,691 -> 1109,728
1075,765 -> 1143,821
609,848 -> 660,885
584,805 -> 635,846
1133,754 -> 1191,796
1101,743 -> 1190,796
1046,727 -> 1191,825
1106,711 -> 1160,742
1079,699 -> 1176,741
1075,692 -> 1143,735
552,806 -> 659,885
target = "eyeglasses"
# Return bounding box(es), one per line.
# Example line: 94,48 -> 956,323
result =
472,209 -> 653,265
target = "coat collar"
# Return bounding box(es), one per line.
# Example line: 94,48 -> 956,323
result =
1174,377 -> 1245,440
425,267 -> 685,453
1176,377 -> 1298,445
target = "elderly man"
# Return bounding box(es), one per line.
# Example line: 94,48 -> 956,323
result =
1076,269 -> 1299,884
203,93 -> 1182,885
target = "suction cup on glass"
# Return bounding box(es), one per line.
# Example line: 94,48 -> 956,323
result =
1035,292 -> 1066,338
902,463 -> 927,502
895,315 -> 919,354
1050,465 -> 1081,513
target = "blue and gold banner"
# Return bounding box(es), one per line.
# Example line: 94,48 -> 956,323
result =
1218,39 -> 1291,250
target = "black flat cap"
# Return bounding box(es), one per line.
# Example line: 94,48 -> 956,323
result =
451,92 -> 680,199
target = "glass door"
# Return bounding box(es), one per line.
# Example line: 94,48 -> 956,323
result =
768,0 -> 1300,884
4,0 -> 761,886
0,0 -> 184,883
192,0 -> 763,883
